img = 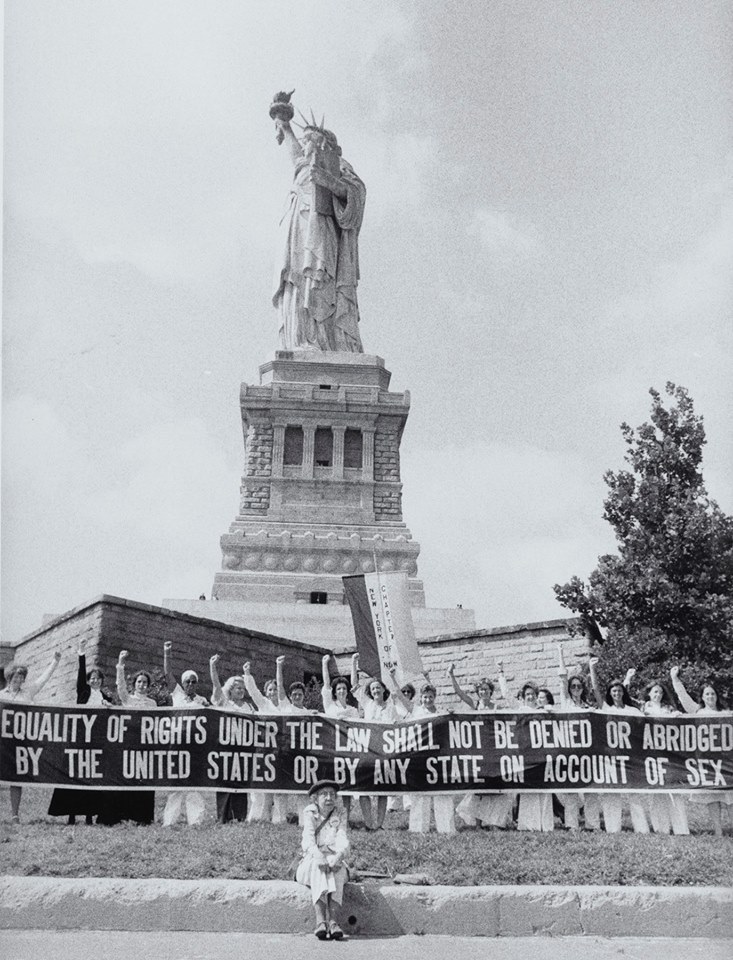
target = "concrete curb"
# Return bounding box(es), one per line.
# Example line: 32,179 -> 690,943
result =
1,877 -> 732,938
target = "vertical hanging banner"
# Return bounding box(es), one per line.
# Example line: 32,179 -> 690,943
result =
343,570 -> 424,683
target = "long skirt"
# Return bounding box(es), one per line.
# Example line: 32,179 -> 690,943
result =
408,794 -> 456,833
48,788 -> 103,820
600,793 -> 648,833
296,850 -> 348,904
517,793 -> 554,832
456,792 -> 513,828
97,791 -> 155,825
216,791 -> 248,823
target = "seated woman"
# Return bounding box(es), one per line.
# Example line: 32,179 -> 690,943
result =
671,666 -> 732,836
48,639 -> 113,825
1,650 -> 61,823
295,779 -> 350,940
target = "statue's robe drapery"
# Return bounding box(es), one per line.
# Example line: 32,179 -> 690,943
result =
273,156 -> 365,352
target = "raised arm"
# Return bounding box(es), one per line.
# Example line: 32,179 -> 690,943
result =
350,653 -> 359,690
76,639 -> 90,703
276,655 -> 287,705
588,656 -> 604,709
387,668 -> 413,713
557,644 -> 571,705
116,650 -> 131,705
209,654 -> 225,706
274,119 -> 304,166
28,650 -> 61,699
163,641 -> 176,693
496,661 -> 510,702
243,662 -> 271,712
670,666 -> 699,714
448,663 -> 476,710
321,654 -> 332,691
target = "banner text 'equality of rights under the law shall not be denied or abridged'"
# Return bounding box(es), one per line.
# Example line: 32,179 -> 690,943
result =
1,703 -> 732,794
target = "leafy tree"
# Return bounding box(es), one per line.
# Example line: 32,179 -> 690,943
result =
554,383 -> 733,705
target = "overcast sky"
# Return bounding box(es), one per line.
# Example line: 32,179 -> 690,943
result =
3,0 -> 732,644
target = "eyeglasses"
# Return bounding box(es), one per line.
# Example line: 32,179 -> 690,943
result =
569,683 -> 583,690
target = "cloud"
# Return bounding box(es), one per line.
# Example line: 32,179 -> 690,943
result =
2,396 -> 239,642
470,207 -> 541,256
401,438 -> 613,629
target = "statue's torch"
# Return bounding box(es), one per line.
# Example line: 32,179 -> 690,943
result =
269,90 -> 295,144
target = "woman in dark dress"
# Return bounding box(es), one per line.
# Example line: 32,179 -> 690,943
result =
101,649 -> 158,825
48,639 -> 113,824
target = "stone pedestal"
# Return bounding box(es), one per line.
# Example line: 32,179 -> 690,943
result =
212,351 -> 426,607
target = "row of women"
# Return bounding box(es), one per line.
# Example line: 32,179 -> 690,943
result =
443,647 -> 731,838
1,642 -> 730,835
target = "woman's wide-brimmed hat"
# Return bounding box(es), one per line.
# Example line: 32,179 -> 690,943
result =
308,778 -> 340,797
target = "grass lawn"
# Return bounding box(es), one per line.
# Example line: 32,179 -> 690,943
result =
1,786 -> 731,887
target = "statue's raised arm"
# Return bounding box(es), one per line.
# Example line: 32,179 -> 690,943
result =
269,91 -> 365,353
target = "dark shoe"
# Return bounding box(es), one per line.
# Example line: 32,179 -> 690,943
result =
329,921 -> 344,940
314,922 -> 328,940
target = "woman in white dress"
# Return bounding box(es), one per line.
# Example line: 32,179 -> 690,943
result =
295,779 -> 350,940
243,660 -> 289,824
556,645 -> 599,831
351,653 -> 399,829
514,681 -> 555,832
641,678 -> 689,835
209,654 -> 253,823
397,682 -> 456,834
597,679 -> 649,833
670,666 -> 732,836
449,662 -> 514,829
320,654 -> 360,823
1,651 -> 61,822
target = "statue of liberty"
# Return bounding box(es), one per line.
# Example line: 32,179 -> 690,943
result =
270,92 -> 365,353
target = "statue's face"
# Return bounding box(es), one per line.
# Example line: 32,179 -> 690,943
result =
303,131 -> 323,160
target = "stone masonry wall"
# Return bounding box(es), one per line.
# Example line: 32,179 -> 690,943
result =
240,423 -> 273,513
373,424 -> 400,482
4,596 -> 328,704
332,618 -> 588,708
419,620 -> 589,708
373,483 -> 403,520
0,604 -> 106,705
373,422 -> 402,520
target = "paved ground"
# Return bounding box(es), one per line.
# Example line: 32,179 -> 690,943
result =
0,932 -> 730,960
